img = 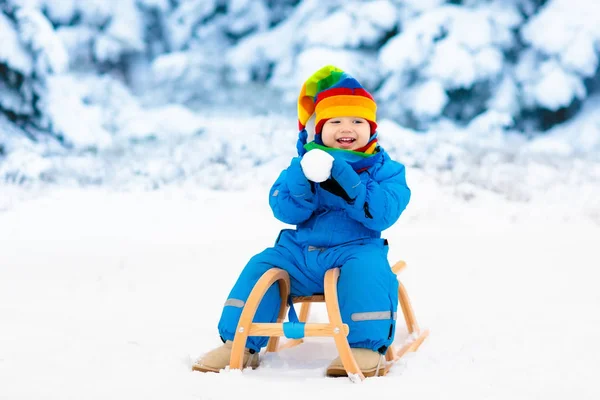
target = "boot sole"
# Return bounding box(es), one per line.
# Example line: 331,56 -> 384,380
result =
326,365 -> 386,378
192,363 -> 221,373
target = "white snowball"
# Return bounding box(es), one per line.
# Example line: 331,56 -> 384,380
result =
300,149 -> 334,183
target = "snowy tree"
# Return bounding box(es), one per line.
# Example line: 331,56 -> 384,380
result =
1,1 -> 148,149
227,0 -> 399,103
515,0 -> 600,131
2,0 -> 600,189
377,3 -> 514,129
0,9 -> 35,125
142,0 -> 300,106
225,0 -> 600,133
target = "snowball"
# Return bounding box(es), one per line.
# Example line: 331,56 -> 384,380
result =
300,149 -> 334,183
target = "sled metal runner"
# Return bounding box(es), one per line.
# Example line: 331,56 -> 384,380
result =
192,260 -> 428,382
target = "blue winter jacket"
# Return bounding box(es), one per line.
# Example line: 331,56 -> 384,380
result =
268,148 -> 411,247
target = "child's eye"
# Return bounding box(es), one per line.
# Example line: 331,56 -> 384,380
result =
330,120 -> 341,124
353,120 -> 364,124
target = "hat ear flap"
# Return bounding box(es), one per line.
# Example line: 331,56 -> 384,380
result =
296,128 -> 308,156
298,93 -> 315,129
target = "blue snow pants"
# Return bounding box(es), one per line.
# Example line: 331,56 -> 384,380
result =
217,229 -> 399,353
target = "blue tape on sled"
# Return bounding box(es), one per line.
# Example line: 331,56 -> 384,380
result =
283,322 -> 306,339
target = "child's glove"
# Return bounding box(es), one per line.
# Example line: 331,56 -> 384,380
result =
330,159 -> 363,200
300,149 -> 334,183
286,157 -> 313,197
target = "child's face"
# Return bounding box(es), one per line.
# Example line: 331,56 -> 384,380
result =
320,116 -> 371,150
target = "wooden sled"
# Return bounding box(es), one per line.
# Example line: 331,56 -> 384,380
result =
194,260 -> 428,382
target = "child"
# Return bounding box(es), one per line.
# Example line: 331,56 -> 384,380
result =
194,65 -> 411,377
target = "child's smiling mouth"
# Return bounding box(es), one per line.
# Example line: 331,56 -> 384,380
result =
337,137 -> 356,148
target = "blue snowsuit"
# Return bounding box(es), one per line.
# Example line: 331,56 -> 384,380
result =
217,146 -> 411,354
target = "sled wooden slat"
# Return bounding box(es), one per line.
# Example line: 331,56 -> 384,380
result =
292,295 -> 325,303
391,260 -> 407,274
250,322 -> 349,337
230,268 -> 290,369
399,282 -> 419,333
324,267 -> 365,380
395,329 -> 429,359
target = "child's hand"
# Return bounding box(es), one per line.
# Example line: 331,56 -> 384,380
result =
300,149 -> 334,183
331,159 -> 362,200
286,157 -> 313,197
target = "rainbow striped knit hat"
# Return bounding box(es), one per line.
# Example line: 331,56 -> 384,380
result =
298,65 -> 378,136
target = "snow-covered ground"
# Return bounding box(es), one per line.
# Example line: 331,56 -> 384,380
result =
1,168 -> 599,400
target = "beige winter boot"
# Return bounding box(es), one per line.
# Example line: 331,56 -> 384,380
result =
192,340 -> 260,373
326,348 -> 385,377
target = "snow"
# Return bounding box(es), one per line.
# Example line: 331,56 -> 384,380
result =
40,0 -> 78,24
42,75 -> 113,149
358,1 -> 398,31
2,108 -> 599,216
0,79 -> 34,116
522,0 -> 600,58
137,0 -> 169,12
227,0 -> 323,84
561,31 -> 598,77
426,40 -> 478,90
532,62 -> 586,111
103,0 -> 144,51
0,148 -> 53,185
409,80 -> 448,119
486,76 -> 519,116
15,7 -> 69,75
375,3 -> 524,127
0,12 -> 33,74
92,1 -> 145,63
1,172 -> 599,399
55,25 -> 96,68
303,2 -> 397,48
399,0 -> 445,12
290,47 -> 381,92
528,93 -> 600,157
227,0 -> 269,38
378,17 -> 435,74
118,104 -> 206,140
473,47 -> 504,79
6,0 -> 598,139
515,0 -> 600,112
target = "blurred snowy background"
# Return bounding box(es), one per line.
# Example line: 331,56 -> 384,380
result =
1,0 -> 599,220
2,2 -> 600,398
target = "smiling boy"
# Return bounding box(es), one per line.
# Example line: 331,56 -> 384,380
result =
194,65 -> 411,377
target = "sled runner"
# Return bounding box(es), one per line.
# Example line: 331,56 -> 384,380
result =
193,260 -> 428,382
